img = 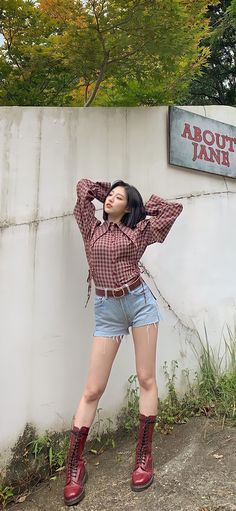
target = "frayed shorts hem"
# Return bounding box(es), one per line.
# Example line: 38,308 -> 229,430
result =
93,320 -> 160,340
132,319 -> 160,328
93,332 -> 128,339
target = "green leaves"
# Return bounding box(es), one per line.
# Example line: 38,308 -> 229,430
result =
0,0 -> 222,105
184,0 -> 236,106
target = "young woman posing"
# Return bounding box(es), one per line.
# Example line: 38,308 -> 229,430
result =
64,178 -> 183,506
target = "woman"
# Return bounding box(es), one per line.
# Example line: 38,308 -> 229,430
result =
64,178 -> 183,506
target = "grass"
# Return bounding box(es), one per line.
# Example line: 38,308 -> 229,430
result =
88,407 -> 116,454
118,324 -> 236,433
28,433 -> 69,474
0,487 -> 14,508
1,324 -> 236,507
0,409 -> 116,507
190,324 -> 236,424
0,428 -> 70,508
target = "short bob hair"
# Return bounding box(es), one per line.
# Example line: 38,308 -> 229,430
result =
103,180 -> 146,229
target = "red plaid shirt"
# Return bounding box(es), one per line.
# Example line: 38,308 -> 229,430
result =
74,179 -> 183,305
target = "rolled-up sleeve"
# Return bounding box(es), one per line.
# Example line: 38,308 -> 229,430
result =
137,194 -> 183,245
73,178 -> 111,242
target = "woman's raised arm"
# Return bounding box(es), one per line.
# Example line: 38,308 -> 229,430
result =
73,178 -> 111,242
137,194 -> 183,245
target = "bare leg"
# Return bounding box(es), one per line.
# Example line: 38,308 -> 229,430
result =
132,324 -> 158,416
74,336 -> 121,428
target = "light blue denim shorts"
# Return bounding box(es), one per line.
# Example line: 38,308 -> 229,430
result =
93,280 -> 162,341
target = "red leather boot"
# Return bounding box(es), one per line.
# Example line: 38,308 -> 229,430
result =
64,425 -> 89,506
131,413 -> 156,492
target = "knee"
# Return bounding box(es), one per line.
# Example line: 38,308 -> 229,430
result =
83,385 -> 105,402
137,373 -> 157,391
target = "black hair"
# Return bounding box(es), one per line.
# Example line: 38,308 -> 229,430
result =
103,180 -> 146,229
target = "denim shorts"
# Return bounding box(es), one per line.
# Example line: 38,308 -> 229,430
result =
93,280 -> 163,341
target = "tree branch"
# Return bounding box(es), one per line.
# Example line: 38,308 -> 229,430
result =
84,1 -> 110,106
189,91 -> 223,104
107,41 -> 147,64
84,50 -> 109,106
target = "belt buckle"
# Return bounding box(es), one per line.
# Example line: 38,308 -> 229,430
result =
112,287 -> 125,298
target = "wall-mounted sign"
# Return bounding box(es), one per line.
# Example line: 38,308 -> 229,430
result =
169,106 -> 236,178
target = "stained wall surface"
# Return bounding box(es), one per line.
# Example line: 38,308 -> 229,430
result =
0,106 -> 235,466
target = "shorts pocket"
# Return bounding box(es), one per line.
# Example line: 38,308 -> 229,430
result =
129,283 -> 146,296
129,283 -> 157,301
94,295 -> 107,306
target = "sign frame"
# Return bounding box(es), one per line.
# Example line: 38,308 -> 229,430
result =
168,106 -> 236,179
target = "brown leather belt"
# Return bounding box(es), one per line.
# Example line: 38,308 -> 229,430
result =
95,276 -> 142,298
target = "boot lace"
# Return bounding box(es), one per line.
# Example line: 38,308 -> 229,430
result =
135,418 -> 154,468
67,431 -> 83,479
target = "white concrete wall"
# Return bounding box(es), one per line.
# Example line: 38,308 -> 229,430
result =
0,106 -> 236,468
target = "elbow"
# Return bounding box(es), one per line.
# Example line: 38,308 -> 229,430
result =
76,178 -> 87,192
73,202 -> 80,221
174,202 -> 183,219
76,178 -> 91,200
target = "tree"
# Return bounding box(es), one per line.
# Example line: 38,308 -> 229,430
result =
183,0 -> 236,106
0,0 -> 219,106
0,0 -> 84,105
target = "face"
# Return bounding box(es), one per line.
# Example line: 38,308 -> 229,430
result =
104,186 -> 129,220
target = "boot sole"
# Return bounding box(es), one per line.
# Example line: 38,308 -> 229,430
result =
64,470 -> 88,506
130,475 -> 154,492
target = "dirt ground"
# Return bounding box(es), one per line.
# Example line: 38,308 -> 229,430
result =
8,417 -> 236,511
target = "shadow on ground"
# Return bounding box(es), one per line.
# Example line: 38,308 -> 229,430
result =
8,417 -> 236,511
